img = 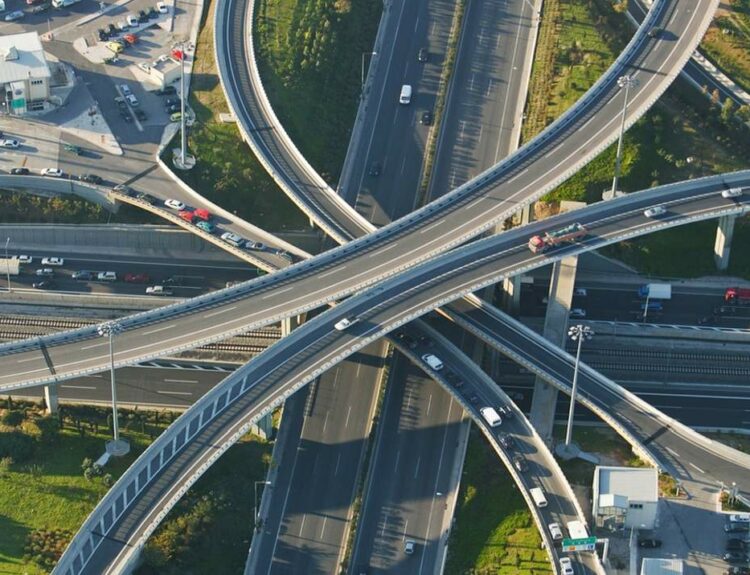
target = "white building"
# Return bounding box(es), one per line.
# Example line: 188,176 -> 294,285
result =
0,32 -> 51,115
592,466 -> 658,530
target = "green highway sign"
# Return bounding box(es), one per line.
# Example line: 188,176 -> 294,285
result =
562,536 -> 597,552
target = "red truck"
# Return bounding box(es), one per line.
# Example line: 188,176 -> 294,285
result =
725,287 -> 750,304
528,222 -> 587,254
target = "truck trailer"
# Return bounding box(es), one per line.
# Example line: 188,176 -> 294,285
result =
528,223 -> 587,253
725,287 -> 750,305
638,283 -> 672,300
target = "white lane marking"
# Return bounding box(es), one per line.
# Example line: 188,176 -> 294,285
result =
322,410 -> 329,434
143,324 -> 175,336
413,16 -> 419,32
664,446 -> 680,458
394,449 -> 400,472
402,520 -> 409,541
426,393 -> 432,416
80,342 -> 108,351
157,390 -> 192,396
465,197 -> 484,211
414,456 -> 421,479
163,379 -> 198,384
263,286 -> 292,299
205,306 -> 237,318
62,385 -> 96,390
345,405 -> 352,428
334,452 -> 341,476
380,515 -> 388,538
319,267 -> 344,279
420,218 -> 445,234
320,516 -> 327,540
576,114 -> 595,133
689,462 -> 705,474
369,242 -> 397,256
400,156 -> 408,175
299,514 -> 306,537
505,167 -> 529,185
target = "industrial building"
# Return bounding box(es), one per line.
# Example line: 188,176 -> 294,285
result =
593,466 -> 659,530
0,32 -> 51,115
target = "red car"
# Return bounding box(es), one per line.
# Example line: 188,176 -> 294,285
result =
193,208 -> 211,221
124,273 -> 150,283
123,33 -> 138,44
178,210 -> 194,223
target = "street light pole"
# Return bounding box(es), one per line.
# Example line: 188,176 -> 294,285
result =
98,321 -> 129,456
4,237 -> 11,293
565,324 -> 594,447
610,75 -> 638,195
254,480 -> 271,530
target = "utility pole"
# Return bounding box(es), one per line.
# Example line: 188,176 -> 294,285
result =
565,324 -> 594,447
610,75 -> 638,195
98,321 -> 129,457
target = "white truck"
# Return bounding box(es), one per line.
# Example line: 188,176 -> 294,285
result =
637,283 -> 671,300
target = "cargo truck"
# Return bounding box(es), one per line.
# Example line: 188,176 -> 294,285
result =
637,283 -> 672,300
528,223 -> 587,253
725,287 -> 750,305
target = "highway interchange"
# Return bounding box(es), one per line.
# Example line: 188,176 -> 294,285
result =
1,0 -> 748,572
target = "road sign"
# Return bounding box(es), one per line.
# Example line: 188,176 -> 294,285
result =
562,536 -> 596,552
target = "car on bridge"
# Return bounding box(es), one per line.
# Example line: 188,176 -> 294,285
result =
559,557 -> 574,575
124,273 -> 150,283
146,285 -> 173,296
10,167 -> 29,175
32,280 -> 57,289
35,268 -> 54,277
644,205 -> 666,218
72,271 -> 94,281
40,168 -> 63,178
164,198 -> 186,210
548,523 -> 563,541
196,221 -> 215,233
334,316 -> 358,331
41,257 -> 64,266
421,354 -> 443,371
0,138 -> 20,148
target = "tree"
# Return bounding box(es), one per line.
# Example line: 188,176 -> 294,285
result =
737,105 -> 750,122
721,98 -> 736,124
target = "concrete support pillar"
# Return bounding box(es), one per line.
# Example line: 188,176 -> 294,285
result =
499,204 -> 532,314
280,314 -> 303,338
529,254 -> 579,443
44,384 -> 59,414
714,215 -> 736,271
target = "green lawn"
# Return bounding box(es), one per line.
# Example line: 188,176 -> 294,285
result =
0,405 -> 171,574
702,0 -> 750,95
446,429 -> 551,574
163,0 -> 309,233
254,0 -> 382,183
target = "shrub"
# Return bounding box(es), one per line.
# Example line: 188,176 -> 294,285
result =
1,410 -> 24,427
103,473 -> 114,487
0,430 -> 35,462
23,528 -> 72,570
36,415 -> 60,444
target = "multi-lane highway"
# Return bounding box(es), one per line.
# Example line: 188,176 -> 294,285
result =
50,173 -> 749,574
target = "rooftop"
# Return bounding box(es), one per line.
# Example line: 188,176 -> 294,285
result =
0,32 -> 51,85
640,557 -> 683,575
595,466 -> 658,502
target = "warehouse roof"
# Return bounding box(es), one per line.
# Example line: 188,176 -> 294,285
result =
0,32 -> 50,85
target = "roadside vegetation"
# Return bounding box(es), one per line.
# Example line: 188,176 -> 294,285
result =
254,0 -> 382,183
701,0 -> 750,95
162,0 -> 308,233
0,401 -> 174,574
521,0 -> 750,278
446,428 -> 551,574
136,433 -> 272,575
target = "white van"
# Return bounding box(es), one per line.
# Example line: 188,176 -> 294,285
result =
729,513 -> 750,523
97,271 -> 117,282
530,487 -> 548,508
399,84 -> 412,105
480,407 -> 502,428
421,353 -> 443,371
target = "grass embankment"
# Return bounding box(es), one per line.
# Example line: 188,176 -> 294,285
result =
702,0 -> 750,95
0,403 -> 173,574
162,0 -> 308,233
446,429 -> 551,575
522,0 -> 750,278
254,0 -> 382,183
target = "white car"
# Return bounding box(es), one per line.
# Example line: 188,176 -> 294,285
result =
220,232 -> 244,247
146,285 -> 173,296
422,353 -> 443,371
116,20 -> 129,31
41,257 -> 64,266
643,205 -> 666,218
138,62 -> 152,74
245,240 -> 266,250
573,287 -> 587,297
559,557 -> 574,575
548,522 -> 563,541
156,1 -> 168,12
126,14 -> 138,26
334,316 -> 358,331
404,539 -> 415,555
722,187 -> 743,199
569,308 -> 586,319
164,198 -> 185,210
41,168 -> 63,178
14,255 -> 32,264
35,268 -> 54,277
97,271 -> 117,281
0,139 -> 20,149
120,84 -> 133,97
126,94 -> 139,107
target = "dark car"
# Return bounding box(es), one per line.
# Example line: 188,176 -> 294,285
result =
499,433 -> 513,449
120,110 -> 133,122
164,97 -> 181,107
468,393 -> 480,405
727,539 -> 747,552
33,280 -> 57,289
445,371 -> 461,385
724,552 -> 748,563
72,270 -> 94,281
513,456 -> 528,472
418,47 -> 428,62
138,9 -> 148,21
97,28 -> 109,41
725,523 -> 750,533
417,334 -> 433,347
107,23 -> 118,35
161,276 -> 184,287
134,109 -> 147,121
153,85 -> 177,96
165,103 -> 181,114
79,174 -> 103,184
638,538 -> 662,548
30,2 -> 50,12
421,111 -> 433,125
136,192 -> 159,205
368,162 -> 381,177
147,6 -> 158,18
724,567 -> 750,575
10,167 -> 29,175
648,26 -> 663,38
